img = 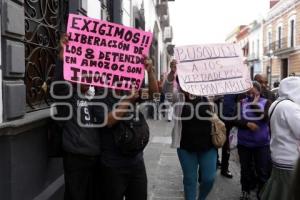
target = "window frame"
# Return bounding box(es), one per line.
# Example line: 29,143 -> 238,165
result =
257,39 -> 260,58
251,40 -> 255,57
122,0 -> 133,26
288,15 -> 296,48
276,23 -> 283,49
267,26 -> 272,51
87,0 -> 101,18
24,0 -> 68,110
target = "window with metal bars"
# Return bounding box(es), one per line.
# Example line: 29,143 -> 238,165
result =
24,0 -> 68,110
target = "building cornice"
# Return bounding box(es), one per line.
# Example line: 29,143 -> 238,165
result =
225,25 -> 246,42
265,0 -> 300,23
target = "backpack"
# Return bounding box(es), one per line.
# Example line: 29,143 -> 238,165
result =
112,112 -> 150,157
268,99 -> 292,135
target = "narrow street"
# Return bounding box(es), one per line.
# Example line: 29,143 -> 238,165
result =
144,119 -> 242,200
1,1 -> 300,199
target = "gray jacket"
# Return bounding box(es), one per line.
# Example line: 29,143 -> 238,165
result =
162,79 -> 185,148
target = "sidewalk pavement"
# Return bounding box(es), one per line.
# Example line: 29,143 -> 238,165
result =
144,119 -> 242,200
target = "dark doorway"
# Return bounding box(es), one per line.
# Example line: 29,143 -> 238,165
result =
281,58 -> 288,79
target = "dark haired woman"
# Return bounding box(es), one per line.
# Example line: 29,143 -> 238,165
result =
163,60 -> 217,200
233,82 -> 272,200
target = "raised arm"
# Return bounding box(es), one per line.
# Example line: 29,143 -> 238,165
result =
105,88 -> 140,127
144,57 -> 159,100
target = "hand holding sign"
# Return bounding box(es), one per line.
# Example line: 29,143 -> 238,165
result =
126,83 -> 140,103
59,34 -> 69,61
60,34 -> 69,49
143,56 -> 154,73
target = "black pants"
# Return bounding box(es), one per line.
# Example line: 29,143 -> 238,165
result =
237,145 -> 271,193
220,122 -> 232,172
100,160 -> 147,200
63,152 -> 100,200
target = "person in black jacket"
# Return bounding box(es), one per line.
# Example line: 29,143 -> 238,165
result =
53,35 -> 102,200
215,94 -> 237,178
93,57 -> 158,200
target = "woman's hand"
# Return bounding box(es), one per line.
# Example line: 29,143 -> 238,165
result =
247,122 -> 259,132
60,34 -> 69,48
144,56 -> 154,74
59,33 -> 69,61
106,85 -> 139,128
143,56 -> 159,99
126,84 -> 140,103
253,94 -> 260,103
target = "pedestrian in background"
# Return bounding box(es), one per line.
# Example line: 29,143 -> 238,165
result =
289,72 -> 296,76
163,60 -> 177,122
216,93 -> 242,179
254,74 -> 276,102
163,62 -> 217,200
94,57 -> 158,200
273,80 -> 280,88
232,82 -> 272,200
261,77 -> 300,200
158,74 -> 166,119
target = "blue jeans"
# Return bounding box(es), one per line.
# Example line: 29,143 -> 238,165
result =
177,148 -> 217,200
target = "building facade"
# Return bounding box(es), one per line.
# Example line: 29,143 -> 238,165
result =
225,20 -> 266,80
236,26 -> 250,65
226,25 -> 254,78
247,20 -> 264,78
0,0 -> 173,199
225,25 -> 246,43
263,0 -> 300,87
144,0 -> 174,80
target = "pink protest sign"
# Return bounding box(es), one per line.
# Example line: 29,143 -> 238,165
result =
63,14 -> 153,90
175,44 -> 252,96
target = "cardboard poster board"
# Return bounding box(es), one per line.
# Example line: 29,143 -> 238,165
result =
64,14 -> 153,91
175,44 -> 252,96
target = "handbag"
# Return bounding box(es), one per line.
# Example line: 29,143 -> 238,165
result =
112,112 -> 150,157
210,113 -> 227,149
